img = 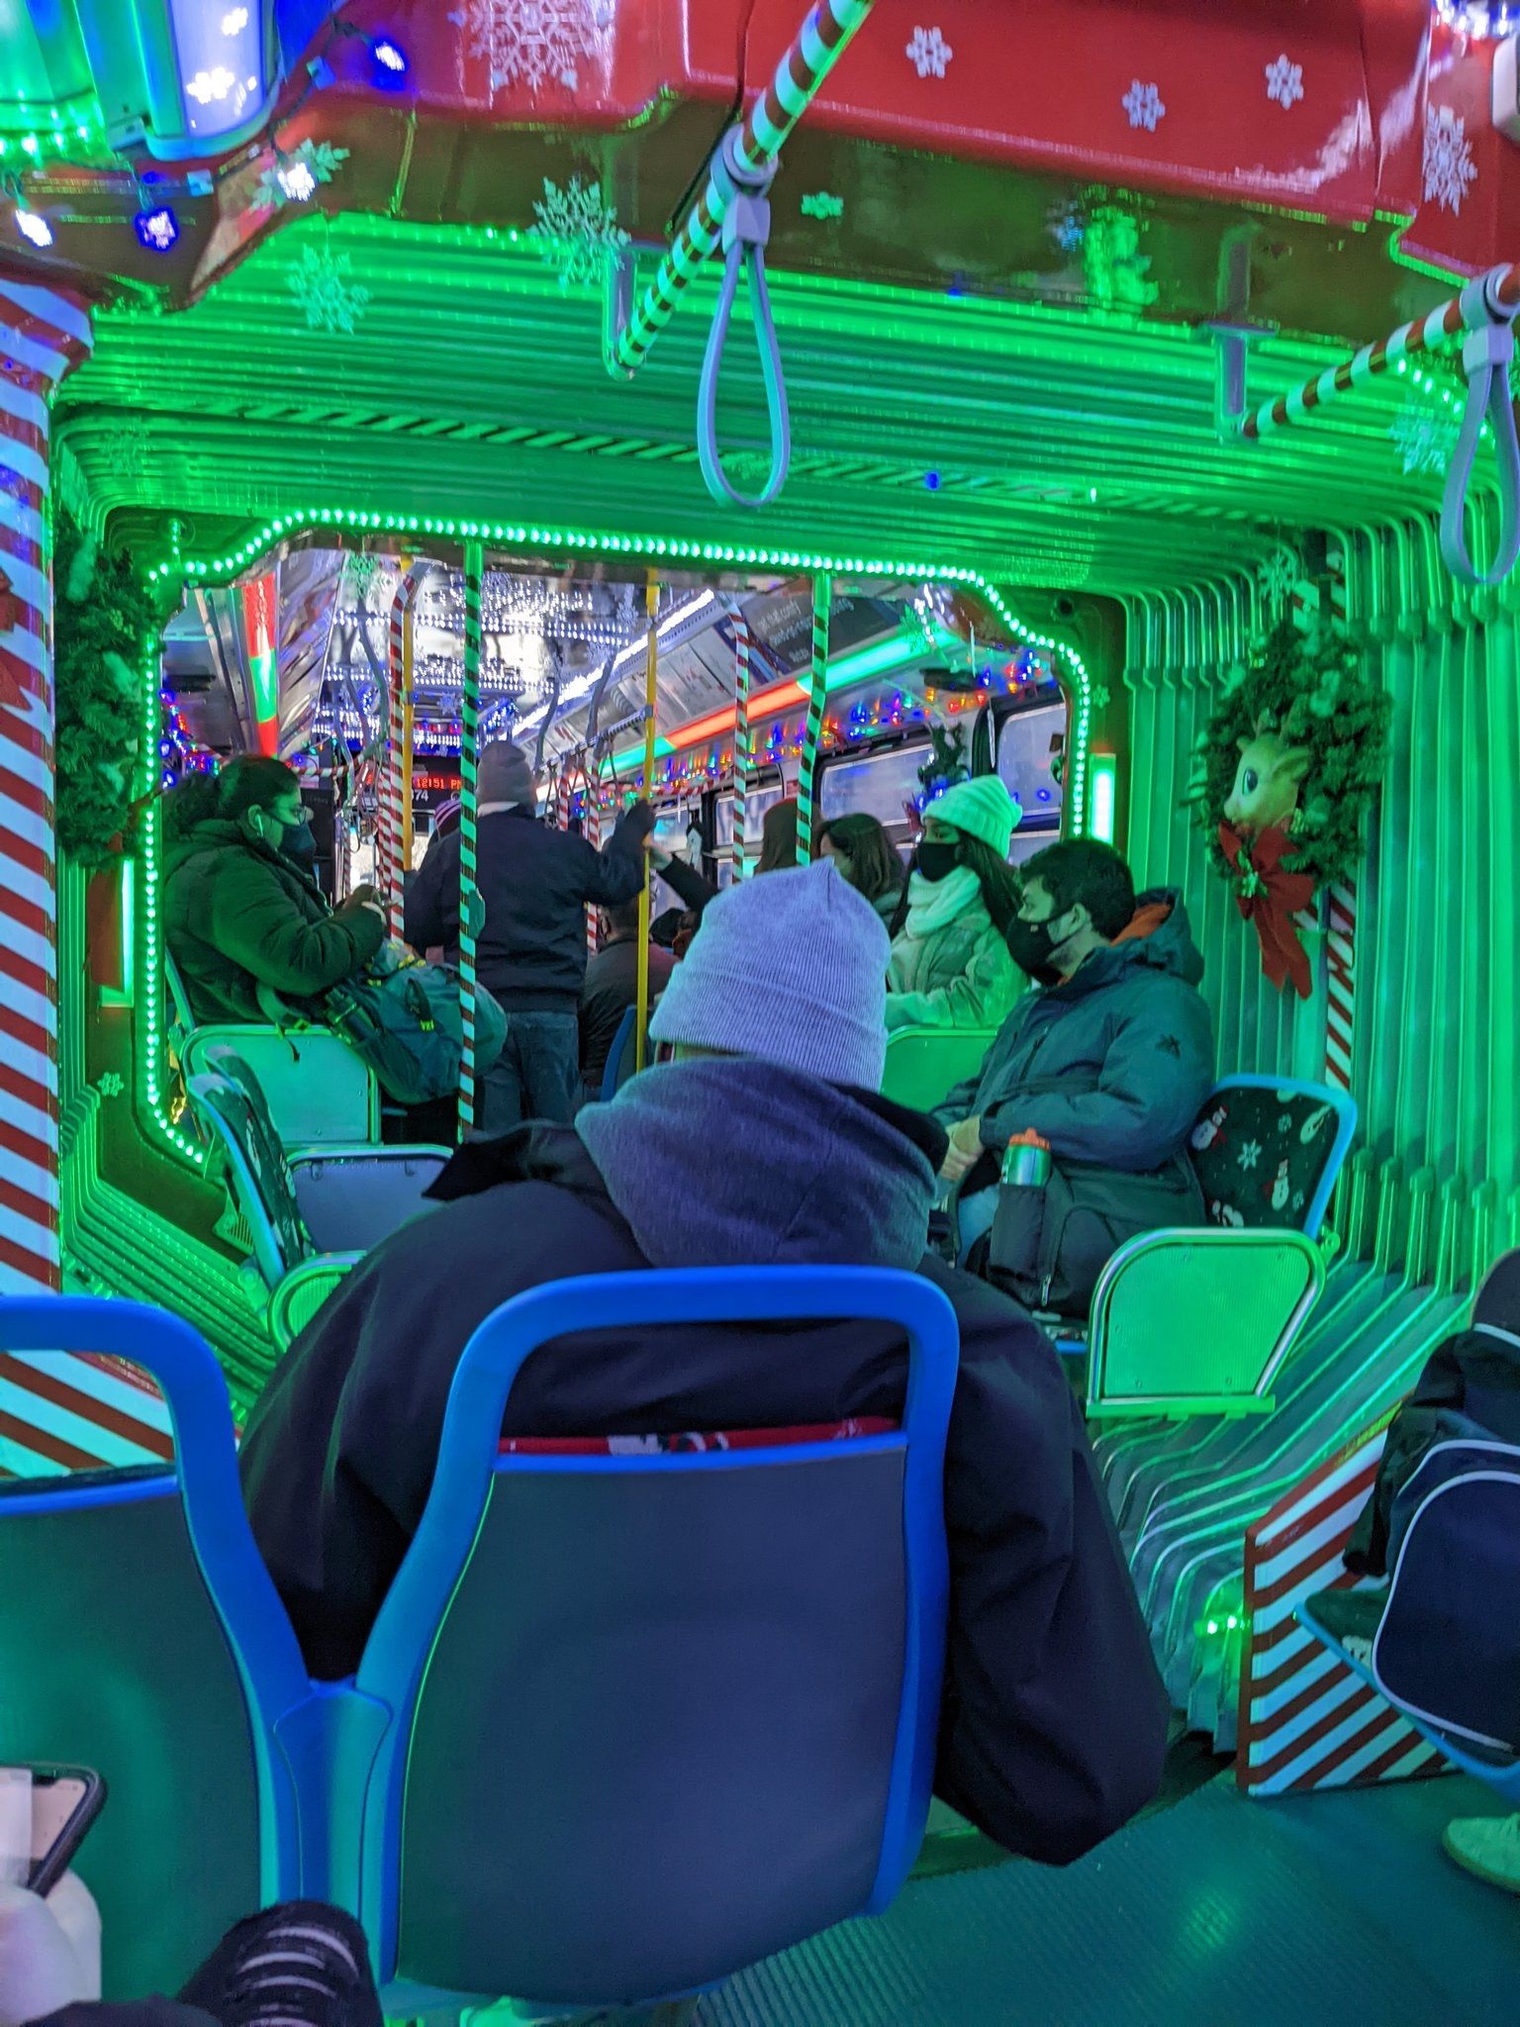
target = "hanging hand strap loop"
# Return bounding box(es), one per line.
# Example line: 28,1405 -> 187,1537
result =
1440,271 -> 1520,589
697,128 -> 790,509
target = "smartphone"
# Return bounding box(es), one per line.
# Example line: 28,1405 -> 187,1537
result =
0,1767 -> 107,1899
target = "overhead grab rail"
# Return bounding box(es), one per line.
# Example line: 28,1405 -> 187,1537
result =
606,0 -> 875,508
1239,265 -> 1520,589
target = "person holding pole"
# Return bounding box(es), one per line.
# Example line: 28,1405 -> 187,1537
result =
405,736 -> 652,1132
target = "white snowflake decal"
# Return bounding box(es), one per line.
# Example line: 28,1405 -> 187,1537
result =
1122,80 -> 1166,131
1277,1112 -> 1294,1133
528,174 -> 630,290
454,0 -> 613,95
1390,387 -> 1462,476
288,246 -> 371,334
95,1072 -> 124,1099
1237,1138 -> 1263,1172
1264,55 -> 1303,109
906,26 -> 953,78
253,138 -> 349,211
1423,104 -> 1477,216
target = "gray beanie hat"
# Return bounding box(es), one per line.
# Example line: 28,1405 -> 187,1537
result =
478,739 -> 537,808
650,860 -> 889,1090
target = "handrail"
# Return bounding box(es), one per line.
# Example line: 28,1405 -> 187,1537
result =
607,0 -> 875,506
1239,266 -> 1520,589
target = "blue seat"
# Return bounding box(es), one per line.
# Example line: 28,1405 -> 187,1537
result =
1301,1435 -> 1520,1800
336,1266 -> 959,2014
185,1043 -> 447,1349
600,1002 -> 641,1101
0,1296 -> 314,2000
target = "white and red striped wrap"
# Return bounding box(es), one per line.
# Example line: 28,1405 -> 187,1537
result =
1324,882 -> 1357,1093
1238,1418 -> 1445,1794
0,279 -> 92,1302
611,0 -> 876,374
380,564 -> 427,936
1240,264 -> 1520,442
796,574 -> 831,863
731,614 -> 753,878
1290,554 -> 1357,1093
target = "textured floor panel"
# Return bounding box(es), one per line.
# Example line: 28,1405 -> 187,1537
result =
703,1775 -> 1518,2026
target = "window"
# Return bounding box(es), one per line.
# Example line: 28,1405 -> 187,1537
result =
818,739 -> 927,837
996,697 -> 1065,831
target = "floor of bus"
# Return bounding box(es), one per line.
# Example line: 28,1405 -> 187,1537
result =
695,1773 -> 1514,2025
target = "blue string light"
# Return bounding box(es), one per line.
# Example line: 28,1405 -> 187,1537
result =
134,206 -> 179,253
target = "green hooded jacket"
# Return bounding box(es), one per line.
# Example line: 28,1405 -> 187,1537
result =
164,817 -> 385,1025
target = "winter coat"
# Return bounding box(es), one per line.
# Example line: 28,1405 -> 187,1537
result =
885,869 -> 1021,1033
163,819 -> 384,1026
935,888 -> 1215,1185
239,1056 -> 1169,1866
578,936 -> 676,1086
404,804 -> 649,1011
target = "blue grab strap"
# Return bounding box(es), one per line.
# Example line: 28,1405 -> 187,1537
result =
697,130 -> 791,510
1441,275 -> 1520,588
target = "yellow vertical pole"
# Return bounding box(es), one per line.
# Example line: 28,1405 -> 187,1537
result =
635,575 -> 659,1071
399,597 -> 416,875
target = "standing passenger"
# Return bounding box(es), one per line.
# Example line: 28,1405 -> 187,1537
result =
405,739 -> 652,1132
756,797 -> 800,873
816,812 -> 906,929
885,777 -> 1022,1032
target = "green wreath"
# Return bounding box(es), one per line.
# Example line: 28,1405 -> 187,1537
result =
1190,617 -> 1391,890
54,511 -> 164,867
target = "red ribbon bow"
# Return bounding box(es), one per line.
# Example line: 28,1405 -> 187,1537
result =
1218,822 -> 1316,999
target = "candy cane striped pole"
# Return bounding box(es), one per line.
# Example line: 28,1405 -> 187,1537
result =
1324,882 -> 1357,1093
1239,264 -> 1520,442
457,545 -> 483,1134
731,614 -> 753,878
610,0 -> 875,375
796,574 -> 831,862
0,279 -> 93,1298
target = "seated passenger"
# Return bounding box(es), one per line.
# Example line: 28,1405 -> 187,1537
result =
404,739 -> 652,1131
240,862 -> 1170,1865
648,837 -> 717,948
816,812 -> 906,929
939,839 -> 1213,1314
578,894 -> 676,1096
885,777 -> 1022,1033
163,758 -> 386,1028
755,796 -> 800,873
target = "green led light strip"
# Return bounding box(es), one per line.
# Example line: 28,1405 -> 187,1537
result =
142,507 -> 1094,1161
136,657 -> 206,1169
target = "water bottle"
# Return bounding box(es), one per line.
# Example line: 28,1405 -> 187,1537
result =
990,1131 -> 1053,1284
1001,1130 -> 1052,1190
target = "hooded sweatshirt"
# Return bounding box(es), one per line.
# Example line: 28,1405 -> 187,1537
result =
240,1057 -> 1169,1866
936,886 -> 1215,1172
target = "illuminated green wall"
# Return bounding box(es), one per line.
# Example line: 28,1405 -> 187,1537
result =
1122,514 -> 1520,1292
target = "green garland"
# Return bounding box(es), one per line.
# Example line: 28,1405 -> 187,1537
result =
54,510 -> 163,868
1190,617 -> 1391,890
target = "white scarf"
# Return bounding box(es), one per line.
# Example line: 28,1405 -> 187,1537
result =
903,865 -> 983,936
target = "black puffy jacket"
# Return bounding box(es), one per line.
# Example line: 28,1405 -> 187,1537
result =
404,805 -> 648,1009
241,1058 -> 1170,1866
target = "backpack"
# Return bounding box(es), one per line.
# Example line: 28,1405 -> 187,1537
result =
324,950 -> 507,1106
975,1150 -> 1206,1318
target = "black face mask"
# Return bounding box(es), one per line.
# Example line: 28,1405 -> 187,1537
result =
277,818 -> 317,872
1006,910 -> 1067,980
914,841 -> 961,884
